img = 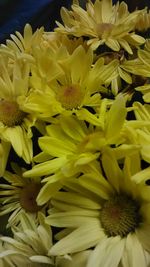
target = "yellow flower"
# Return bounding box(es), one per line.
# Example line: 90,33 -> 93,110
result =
55,0 -> 145,52
0,163 -> 43,227
23,96 -> 128,205
0,211 -> 90,267
0,212 -> 54,267
0,24 -> 44,60
97,50 -> 133,96
21,45 -> 118,120
46,149 -> 150,267
0,57 -> 38,164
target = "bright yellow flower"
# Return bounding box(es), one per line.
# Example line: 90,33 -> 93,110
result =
46,149 -> 150,267
55,0 -> 145,52
21,45 -> 118,120
23,96 -> 128,205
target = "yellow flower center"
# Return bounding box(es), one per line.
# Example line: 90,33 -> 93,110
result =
0,100 -> 26,127
57,84 -> 83,109
100,194 -> 141,237
20,183 -> 42,213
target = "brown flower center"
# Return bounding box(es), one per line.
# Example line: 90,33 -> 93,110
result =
100,194 -> 142,237
0,100 -> 26,127
57,84 -> 83,109
96,23 -> 114,37
20,183 -> 42,213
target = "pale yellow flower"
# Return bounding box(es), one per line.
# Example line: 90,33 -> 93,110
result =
0,212 -> 90,267
0,24 -> 44,61
0,212 -> 53,267
55,0 -> 145,52
0,57 -> 38,165
46,149 -> 150,267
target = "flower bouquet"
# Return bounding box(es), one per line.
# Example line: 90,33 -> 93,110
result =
1,0 -> 150,266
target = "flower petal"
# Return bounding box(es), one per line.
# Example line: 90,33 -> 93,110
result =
49,220 -> 104,255
87,236 -> 125,267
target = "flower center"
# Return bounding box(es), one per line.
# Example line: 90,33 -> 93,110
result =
100,194 -> 141,237
0,100 -> 26,127
96,23 -> 114,37
57,84 -> 83,109
20,183 -> 42,213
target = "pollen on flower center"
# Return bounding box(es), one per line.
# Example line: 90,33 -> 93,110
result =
0,100 -> 26,127
100,194 -> 142,237
20,183 -> 42,213
57,84 -> 83,109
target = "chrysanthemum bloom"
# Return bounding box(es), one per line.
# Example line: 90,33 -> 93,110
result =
0,212 -> 53,267
55,0 -> 145,52
0,212 -> 90,267
44,27 -> 134,97
24,96 -> 128,205
20,45 -> 118,120
0,163 -> 43,227
46,149 -> 150,267
0,24 -> 44,61
0,56 -> 40,166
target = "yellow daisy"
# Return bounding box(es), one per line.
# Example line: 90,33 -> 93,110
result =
0,56 -> 38,165
55,0 -> 145,52
46,149 -> 150,267
20,45 -> 118,120
0,163 -> 43,227
23,96 -> 127,205
0,24 -> 44,60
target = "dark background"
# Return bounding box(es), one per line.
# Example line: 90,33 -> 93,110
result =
0,0 -> 150,43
